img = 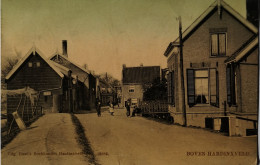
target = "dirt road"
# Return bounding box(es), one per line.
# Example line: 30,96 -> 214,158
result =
76,108 -> 257,165
1,113 -> 87,165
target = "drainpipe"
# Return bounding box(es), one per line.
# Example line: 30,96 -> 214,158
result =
179,16 -> 187,127
68,70 -> 72,113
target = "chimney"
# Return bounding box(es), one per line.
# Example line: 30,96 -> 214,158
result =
83,64 -> 88,70
140,63 -> 143,67
62,40 -> 68,57
122,64 -> 126,68
246,0 -> 259,27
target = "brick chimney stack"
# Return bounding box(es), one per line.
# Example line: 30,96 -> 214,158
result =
62,40 -> 68,57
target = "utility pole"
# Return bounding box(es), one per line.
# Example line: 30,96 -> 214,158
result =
178,16 -> 187,127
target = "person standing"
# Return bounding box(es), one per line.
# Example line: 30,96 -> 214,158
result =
109,102 -> 114,116
126,101 -> 130,117
131,106 -> 137,117
96,99 -> 101,117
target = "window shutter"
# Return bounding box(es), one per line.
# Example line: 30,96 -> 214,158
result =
216,70 -> 219,107
167,73 -> 171,104
226,65 -> 232,105
171,71 -> 175,105
230,64 -> 236,105
187,69 -> 195,106
210,69 -> 219,107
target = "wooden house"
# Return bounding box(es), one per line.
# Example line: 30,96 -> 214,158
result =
5,41 -> 99,123
5,47 -> 74,123
49,40 -> 98,110
121,65 -> 160,107
163,0 -> 258,135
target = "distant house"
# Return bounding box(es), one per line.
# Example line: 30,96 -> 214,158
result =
99,79 -> 117,106
49,40 -> 98,109
121,65 -> 160,107
163,0 -> 258,135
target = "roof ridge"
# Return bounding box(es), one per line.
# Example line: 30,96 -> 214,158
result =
5,46 -> 64,80
164,0 -> 258,57
49,53 -> 91,75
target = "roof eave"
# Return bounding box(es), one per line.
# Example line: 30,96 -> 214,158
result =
5,47 -> 64,81
171,0 -> 258,47
225,37 -> 259,64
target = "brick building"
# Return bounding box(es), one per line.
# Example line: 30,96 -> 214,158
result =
121,65 -> 160,107
163,0 -> 258,135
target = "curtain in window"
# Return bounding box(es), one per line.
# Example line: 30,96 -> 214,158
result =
219,34 -> 226,55
211,34 -> 218,56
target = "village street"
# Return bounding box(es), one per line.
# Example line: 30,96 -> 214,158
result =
76,108 -> 258,165
1,109 -> 258,165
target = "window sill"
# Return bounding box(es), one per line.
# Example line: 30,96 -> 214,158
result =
209,56 -> 227,58
192,104 -> 218,107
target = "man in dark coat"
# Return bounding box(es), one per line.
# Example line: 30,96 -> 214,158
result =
96,99 -> 101,117
126,101 -> 131,117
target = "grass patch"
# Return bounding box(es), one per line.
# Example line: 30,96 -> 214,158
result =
70,113 -> 99,165
1,114 -> 44,149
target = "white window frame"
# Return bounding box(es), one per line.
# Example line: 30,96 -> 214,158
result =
210,32 -> 227,57
129,86 -> 135,93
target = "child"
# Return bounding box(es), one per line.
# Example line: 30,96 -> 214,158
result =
109,103 -> 114,116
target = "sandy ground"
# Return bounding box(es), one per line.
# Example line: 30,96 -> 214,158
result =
1,113 -> 87,165
76,108 -> 258,165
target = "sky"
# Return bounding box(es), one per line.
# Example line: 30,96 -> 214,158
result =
1,0 -> 246,79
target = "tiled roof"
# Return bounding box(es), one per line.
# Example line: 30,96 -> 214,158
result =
49,54 -> 90,83
122,66 -> 160,84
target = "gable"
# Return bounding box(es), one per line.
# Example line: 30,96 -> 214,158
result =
50,54 -> 90,85
6,52 -> 63,90
181,8 -> 256,59
6,47 -> 64,81
164,0 -> 258,57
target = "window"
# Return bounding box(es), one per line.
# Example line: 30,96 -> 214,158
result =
129,86 -> 135,93
131,98 -> 137,105
187,69 -> 219,107
36,62 -> 40,67
195,70 -> 209,104
211,33 -> 226,56
44,96 -> 48,102
167,71 -> 175,105
28,62 -> 33,67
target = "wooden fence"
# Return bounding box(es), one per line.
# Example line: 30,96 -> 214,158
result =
139,101 -> 173,123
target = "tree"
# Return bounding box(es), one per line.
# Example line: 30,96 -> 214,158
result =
143,77 -> 167,101
2,56 -> 20,81
1,54 -> 21,112
97,73 -> 120,88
